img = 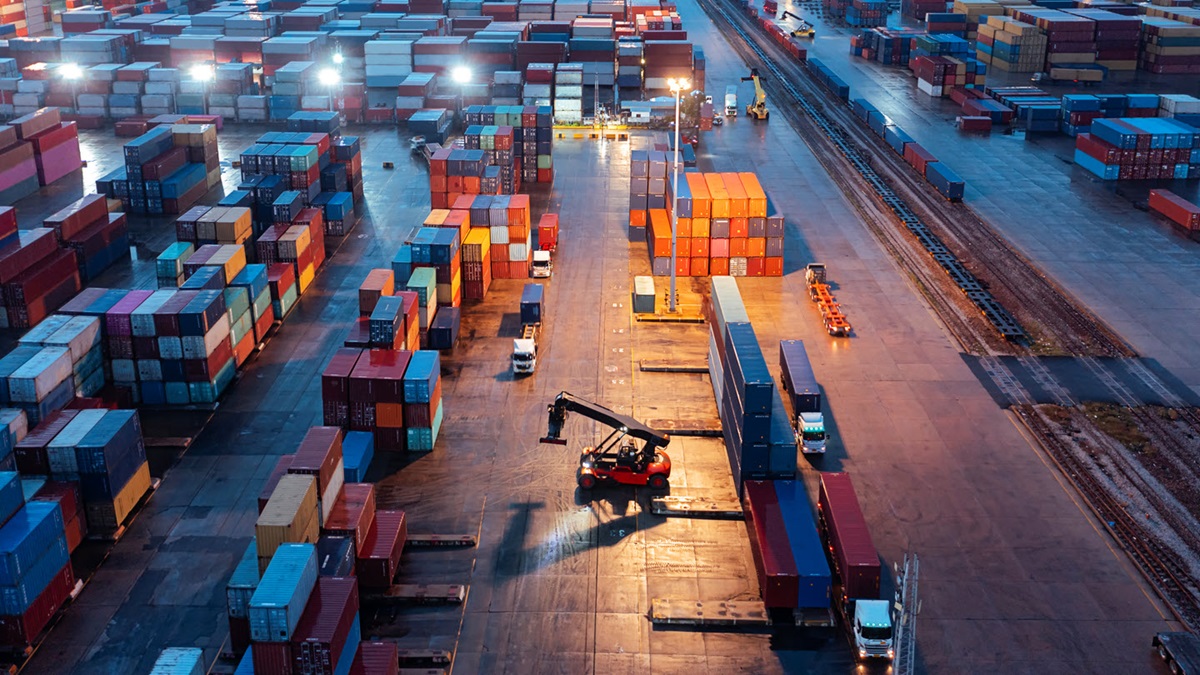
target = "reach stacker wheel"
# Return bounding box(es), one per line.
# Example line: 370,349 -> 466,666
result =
578,472 -> 597,490
648,474 -> 669,490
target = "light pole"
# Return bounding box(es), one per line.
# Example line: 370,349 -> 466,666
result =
318,67 -> 340,112
59,62 -> 83,113
667,77 -> 691,313
190,63 -> 214,115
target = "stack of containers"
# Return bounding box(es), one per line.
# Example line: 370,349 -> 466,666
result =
474,195 -> 533,279
43,409 -> 150,535
742,480 -> 831,610
347,349 -> 410,452
44,194 -> 130,284
396,72 -> 436,122
465,123 -> 520,195
1008,8 -> 1097,72
0,119 -> 43,204
1139,18 -> 1200,75
627,149 -> 667,230
8,109 -> 83,188
523,62 -> 554,104
17,313 -> 104,402
96,123 -> 220,215
0,497 -> 74,651
248,543 -> 319,672
1073,117 -> 1199,181
851,28 -> 923,65
1149,189 -> 1200,238
0,224 -> 81,330
173,206 -> 253,249
641,172 -> 783,278
402,351 -> 442,452
704,277 -> 796,492
553,62 -> 583,123
899,0 -> 947,22
642,40 -> 692,95
460,227 -> 493,301
975,16 -> 1048,73
617,37 -> 644,90
1068,8 -> 1138,71
844,0 -> 888,27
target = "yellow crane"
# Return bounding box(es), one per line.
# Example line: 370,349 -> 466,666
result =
741,68 -> 769,121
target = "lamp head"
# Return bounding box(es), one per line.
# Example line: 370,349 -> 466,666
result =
60,63 -> 84,81
318,67 -> 341,87
451,66 -> 472,84
190,64 -> 215,82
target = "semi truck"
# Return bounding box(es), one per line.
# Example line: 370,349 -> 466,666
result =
817,473 -> 895,661
513,283 -> 543,375
1154,632 -> 1200,674
724,85 -> 739,117
779,340 -> 827,453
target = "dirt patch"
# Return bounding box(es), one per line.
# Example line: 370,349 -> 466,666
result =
1081,402 -> 1151,454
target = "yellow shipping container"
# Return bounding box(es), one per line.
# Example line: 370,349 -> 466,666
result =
298,262 -> 316,295
85,461 -> 151,532
216,207 -> 253,244
256,474 -> 319,559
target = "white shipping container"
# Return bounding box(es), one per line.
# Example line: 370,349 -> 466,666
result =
15,80 -> 49,94
395,96 -> 424,109
238,109 -> 267,121
12,93 -> 43,107
211,106 -> 237,118
522,84 -> 552,98
364,40 -> 414,56
365,65 -> 413,78
79,107 -> 108,117
44,316 -> 101,364
318,457 -> 344,525
19,315 -> 72,346
489,225 -> 509,245
137,360 -> 162,382
47,409 -> 107,475
554,98 -> 583,111
141,94 -> 174,109
148,68 -> 179,81
158,336 -> 183,360
556,85 -> 583,98
0,410 -> 27,448
131,290 -> 176,337
509,243 -> 529,261
145,82 -> 178,95
112,107 -> 139,118
8,347 -> 72,404
237,95 -> 268,109
301,95 -> 330,109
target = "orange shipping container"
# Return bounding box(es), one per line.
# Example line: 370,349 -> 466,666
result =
648,209 -> 672,258
730,237 -> 748,257
359,268 -> 395,315
676,237 -> 690,258
630,210 -> 647,228
691,257 -> 709,277
748,257 -> 765,277
444,210 -> 470,237
705,174 -> 730,218
739,172 -> 768,217
508,194 -> 531,228
676,256 -> 690,276
747,237 -> 766,258
507,224 -> 526,242
491,243 -> 508,262
711,257 -> 730,276
685,173 -> 711,218
447,176 -> 463,193
692,237 -> 710,258
376,402 -> 404,428
692,217 -> 711,238
721,173 -> 749,218
464,176 -> 481,193
676,217 -> 692,238
765,257 -> 783,276
730,217 -> 749,238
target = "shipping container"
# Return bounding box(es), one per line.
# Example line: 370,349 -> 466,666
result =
148,647 -> 204,675
289,427 -> 345,526
817,472 -> 881,601
355,509 -> 406,589
256,474 -> 318,561
289,576 -> 360,675
773,480 -> 832,609
779,340 -> 820,414
249,542 -> 318,643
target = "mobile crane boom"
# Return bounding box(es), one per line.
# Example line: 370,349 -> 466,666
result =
781,11 -> 816,38
741,68 -> 770,121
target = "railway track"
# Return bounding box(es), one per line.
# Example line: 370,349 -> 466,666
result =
693,0 -> 1200,632
698,0 -> 1133,359
1016,405 -> 1200,631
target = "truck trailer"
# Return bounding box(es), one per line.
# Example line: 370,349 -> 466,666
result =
818,472 -> 894,661
513,283 -> 544,375
779,340 -> 827,453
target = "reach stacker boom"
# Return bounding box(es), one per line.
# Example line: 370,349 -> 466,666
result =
539,392 -> 672,490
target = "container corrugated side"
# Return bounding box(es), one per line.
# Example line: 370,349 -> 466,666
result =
256,474 -> 318,560
773,480 -> 832,609
249,542 -> 318,642
817,472 -> 881,601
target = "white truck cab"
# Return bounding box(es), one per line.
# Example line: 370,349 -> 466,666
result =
852,599 -> 895,660
531,250 -> 552,278
798,412 -> 827,453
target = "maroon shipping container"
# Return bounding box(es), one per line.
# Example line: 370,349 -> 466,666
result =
43,194 -> 108,241
141,146 -> 188,181
348,349 -> 411,405
0,563 -> 74,647
322,484 -> 376,552
14,410 -> 78,475
350,641 -> 399,675
258,455 -> 295,514
355,510 -> 407,589
32,481 -> 82,523
153,290 -> 198,336
105,289 -> 153,337
1149,189 -> 1200,233
254,640 -> 295,675
816,473 -> 881,601
230,615 -> 251,655
742,481 -> 799,608
3,248 -> 79,305
0,228 -> 57,284
290,577 -> 360,675
290,427 -> 344,497
322,348 -> 364,427
344,318 -> 371,349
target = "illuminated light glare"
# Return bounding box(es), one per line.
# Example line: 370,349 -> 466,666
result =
60,63 -> 83,81
332,52 -> 345,65
190,64 -> 214,82
667,78 -> 692,93
318,67 -> 341,87
451,66 -> 472,84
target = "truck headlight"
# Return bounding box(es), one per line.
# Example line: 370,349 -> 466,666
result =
859,648 -> 867,658
887,649 -> 894,658
582,460 -> 593,469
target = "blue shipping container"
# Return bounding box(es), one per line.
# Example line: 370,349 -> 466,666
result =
773,480 -> 832,609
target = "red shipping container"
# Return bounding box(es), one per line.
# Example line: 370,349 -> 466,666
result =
3,248 -> 79,305
254,640 -> 295,675
373,427 -> 404,453
141,146 -> 188,181
344,318 -> 371,350
230,615 -> 251,655
0,228 -> 57,284
32,481 -> 82,523
14,411 -> 78,475
350,641 -> 399,675
322,348 -> 364,427
290,577 -> 360,675
290,427 -> 344,498
348,349 -> 411,405
258,455 -> 294,514
322,484 -> 376,552
1149,189 -> 1200,233
43,194 -> 107,242
0,563 -> 75,647
355,510 -> 407,589
742,481 -> 800,608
